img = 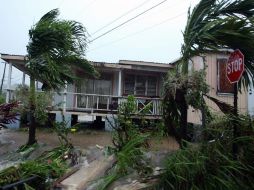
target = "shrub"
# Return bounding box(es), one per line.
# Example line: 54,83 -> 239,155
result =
0,101 -> 19,129
157,114 -> 254,190
14,84 -> 52,125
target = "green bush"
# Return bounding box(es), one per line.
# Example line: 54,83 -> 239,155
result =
14,84 -> 52,125
157,115 -> 254,190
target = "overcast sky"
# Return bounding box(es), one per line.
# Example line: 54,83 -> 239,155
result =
0,0 -> 199,85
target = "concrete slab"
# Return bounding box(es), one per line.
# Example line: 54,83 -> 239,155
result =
60,155 -> 116,190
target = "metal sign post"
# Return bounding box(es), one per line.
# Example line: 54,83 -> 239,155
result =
226,49 -> 244,158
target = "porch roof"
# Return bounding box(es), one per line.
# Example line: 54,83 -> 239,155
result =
0,53 -> 29,73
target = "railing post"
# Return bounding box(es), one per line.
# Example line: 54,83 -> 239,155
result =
86,96 -> 89,108
96,96 -> 99,109
118,69 -> 122,96
63,83 -> 67,113
107,97 -> 110,110
75,93 -> 77,109
6,62 -> 12,103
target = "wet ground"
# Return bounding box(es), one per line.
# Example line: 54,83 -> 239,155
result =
0,128 -> 178,157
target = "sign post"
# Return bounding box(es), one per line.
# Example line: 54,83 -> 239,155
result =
226,49 -> 244,158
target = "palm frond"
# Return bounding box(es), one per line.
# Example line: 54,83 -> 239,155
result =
26,9 -> 97,91
204,94 -> 234,115
39,8 -> 59,23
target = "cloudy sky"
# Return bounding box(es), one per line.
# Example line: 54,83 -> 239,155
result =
0,0 -> 199,85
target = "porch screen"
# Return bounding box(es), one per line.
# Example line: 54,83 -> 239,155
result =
217,58 -> 234,94
124,74 -> 157,96
77,74 -> 112,108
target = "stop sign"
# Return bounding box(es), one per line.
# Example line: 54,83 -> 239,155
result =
226,49 -> 244,83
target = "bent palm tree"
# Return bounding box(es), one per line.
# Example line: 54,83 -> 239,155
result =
164,0 -> 254,146
26,9 -> 98,145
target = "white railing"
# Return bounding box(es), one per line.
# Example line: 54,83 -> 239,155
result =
53,92 -> 162,115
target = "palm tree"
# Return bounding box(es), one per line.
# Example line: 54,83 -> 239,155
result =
26,9 -> 98,145
164,0 -> 254,146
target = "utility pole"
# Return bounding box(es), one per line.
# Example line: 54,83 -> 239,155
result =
0,62 -> 7,93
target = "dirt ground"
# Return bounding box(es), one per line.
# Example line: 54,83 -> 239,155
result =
0,128 -> 179,156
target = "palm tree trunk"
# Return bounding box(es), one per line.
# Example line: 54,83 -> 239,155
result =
176,88 -> 188,147
27,76 -> 37,145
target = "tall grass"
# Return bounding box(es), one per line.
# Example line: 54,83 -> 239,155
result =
157,115 -> 254,190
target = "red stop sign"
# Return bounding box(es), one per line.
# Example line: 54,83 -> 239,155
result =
226,49 -> 244,83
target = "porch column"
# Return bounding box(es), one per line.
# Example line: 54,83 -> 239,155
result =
22,72 -> 26,86
6,62 -> 12,103
118,69 -> 122,96
63,83 -> 67,113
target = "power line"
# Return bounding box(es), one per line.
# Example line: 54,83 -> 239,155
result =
89,0 -> 168,43
87,12 -> 186,53
91,0 -> 152,36
76,0 -> 100,18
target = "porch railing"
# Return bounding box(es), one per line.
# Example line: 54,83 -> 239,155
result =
53,92 -> 162,115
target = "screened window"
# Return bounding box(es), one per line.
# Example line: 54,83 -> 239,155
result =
217,58 -> 234,94
76,74 -> 112,108
124,74 -> 157,96
124,75 -> 135,95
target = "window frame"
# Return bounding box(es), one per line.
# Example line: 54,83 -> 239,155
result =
123,73 -> 158,97
217,57 -> 234,96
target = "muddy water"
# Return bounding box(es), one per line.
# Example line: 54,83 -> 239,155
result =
0,128 -> 178,154
0,128 -> 178,170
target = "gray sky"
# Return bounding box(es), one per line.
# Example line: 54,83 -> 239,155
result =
0,0 -> 199,85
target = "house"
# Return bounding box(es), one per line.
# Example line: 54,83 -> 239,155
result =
0,53 -> 172,128
0,52 -> 251,128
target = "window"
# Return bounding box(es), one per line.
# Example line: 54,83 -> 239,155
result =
124,74 -> 157,96
135,76 -> 146,96
124,74 -> 135,95
217,58 -> 234,94
147,77 -> 157,96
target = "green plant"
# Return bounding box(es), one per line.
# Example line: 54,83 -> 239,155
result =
98,134 -> 152,190
51,111 -> 73,148
15,84 -> 52,125
0,93 -> 5,104
157,114 -> 254,190
0,146 -> 69,188
100,96 -> 152,189
34,91 -> 52,125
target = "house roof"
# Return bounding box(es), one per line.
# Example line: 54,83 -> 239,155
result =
0,53 -> 173,74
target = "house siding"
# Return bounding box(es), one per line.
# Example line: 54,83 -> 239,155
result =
188,53 -> 248,124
